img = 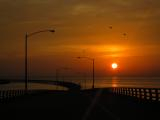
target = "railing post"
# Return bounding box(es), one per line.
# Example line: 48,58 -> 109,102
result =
140,88 -> 142,100
8,90 -> 11,99
121,88 -> 123,95
144,89 -> 147,100
126,88 -> 128,95
2,90 -> 5,101
112,87 -> 114,93
128,88 -> 131,96
123,88 -> 125,95
6,90 -> 9,100
135,88 -> 138,98
137,88 -> 139,97
125,88 -> 127,95
155,89 -> 158,101
114,88 -> 116,94
149,89 -> 152,101
124,88 -> 126,95
0,90 -> 2,101
122,88 -> 124,95
115,88 -> 117,94
119,88 -> 121,94
139,88 -> 142,100
131,88 -> 133,97
132,88 -> 134,97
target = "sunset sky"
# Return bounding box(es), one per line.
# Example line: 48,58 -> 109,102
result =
0,0 -> 160,79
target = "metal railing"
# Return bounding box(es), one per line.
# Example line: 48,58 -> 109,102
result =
112,87 -> 160,101
0,89 -> 47,102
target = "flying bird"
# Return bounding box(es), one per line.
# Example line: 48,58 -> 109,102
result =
123,33 -> 127,36
109,26 -> 112,29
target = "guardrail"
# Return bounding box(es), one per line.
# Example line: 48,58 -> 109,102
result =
112,87 -> 160,101
0,89 -> 47,102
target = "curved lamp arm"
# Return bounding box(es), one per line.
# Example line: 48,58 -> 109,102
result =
77,57 -> 94,61
27,29 -> 55,37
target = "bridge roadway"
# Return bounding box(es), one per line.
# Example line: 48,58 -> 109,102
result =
10,79 -> 81,91
0,88 -> 160,120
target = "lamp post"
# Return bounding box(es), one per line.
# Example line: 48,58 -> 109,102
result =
75,72 -> 87,89
25,29 -> 55,93
55,67 -> 70,90
77,57 -> 95,89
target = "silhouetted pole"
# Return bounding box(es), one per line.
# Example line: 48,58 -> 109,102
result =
77,57 -> 95,89
25,33 -> 28,92
92,58 -> 95,89
55,67 -> 70,90
83,73 -> 86,89
25,29 -> 55,93
56,69 -> 58,81
56,69 -> 59,90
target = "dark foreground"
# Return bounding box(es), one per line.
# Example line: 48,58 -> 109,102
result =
0,89 -> 160,120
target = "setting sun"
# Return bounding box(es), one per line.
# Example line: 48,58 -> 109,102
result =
112,63 -> 118,69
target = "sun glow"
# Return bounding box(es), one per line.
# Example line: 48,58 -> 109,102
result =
112,63 -> 118,69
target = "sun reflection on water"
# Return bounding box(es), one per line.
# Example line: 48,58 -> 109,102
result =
112,76 -> 119,87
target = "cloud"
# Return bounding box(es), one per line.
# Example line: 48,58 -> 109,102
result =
1,0 -> 160,52
71,4 -> 97,15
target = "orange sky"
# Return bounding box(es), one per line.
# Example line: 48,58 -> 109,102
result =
0,0 -> 160,79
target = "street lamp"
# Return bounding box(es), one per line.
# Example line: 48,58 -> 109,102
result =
55,67 -> 71,90
75,72 -> 87,89
77,57 -> 95,89
25,29 -> 55,93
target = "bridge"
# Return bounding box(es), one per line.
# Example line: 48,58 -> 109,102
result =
0,80 -> 160,120
2,79 -> 81,91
